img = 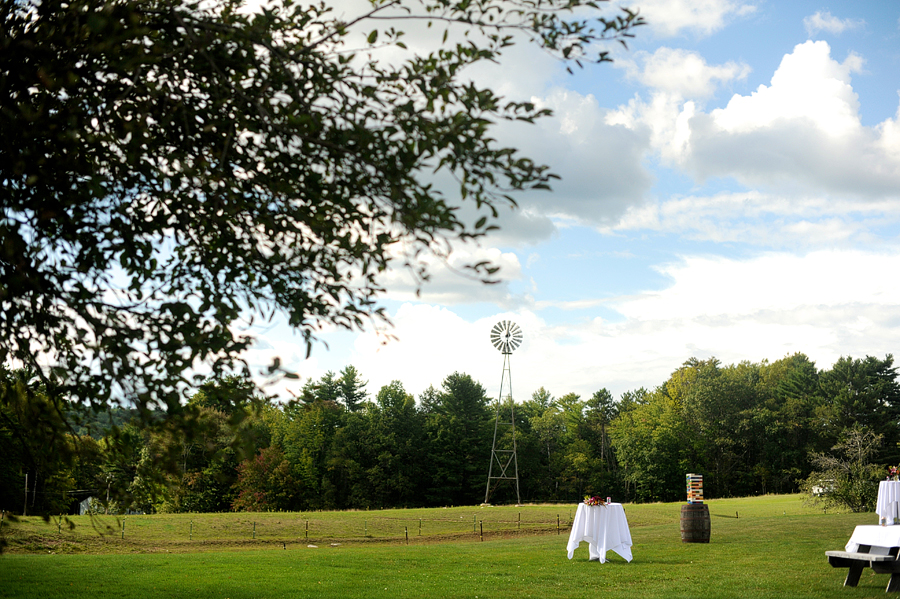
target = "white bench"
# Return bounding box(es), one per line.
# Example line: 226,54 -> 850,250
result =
826,546 -> 900,592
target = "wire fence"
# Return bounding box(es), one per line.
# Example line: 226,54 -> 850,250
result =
1,508 -> 580,550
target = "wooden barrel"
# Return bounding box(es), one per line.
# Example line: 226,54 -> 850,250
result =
680,503 -> 710,543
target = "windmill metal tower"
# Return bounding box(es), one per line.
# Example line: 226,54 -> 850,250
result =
484,320 -> 522,505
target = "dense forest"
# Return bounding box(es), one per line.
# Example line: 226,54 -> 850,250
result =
3,353 -> 899,515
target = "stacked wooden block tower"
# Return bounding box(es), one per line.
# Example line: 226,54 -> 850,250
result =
686,473 -> 704,504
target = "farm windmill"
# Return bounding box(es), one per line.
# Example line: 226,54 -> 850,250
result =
484,320 -> 522,505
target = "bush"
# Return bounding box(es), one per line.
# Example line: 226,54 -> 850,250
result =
802,425 -> 883,513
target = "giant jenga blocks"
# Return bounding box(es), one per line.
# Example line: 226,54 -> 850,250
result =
686,473 -> 704,504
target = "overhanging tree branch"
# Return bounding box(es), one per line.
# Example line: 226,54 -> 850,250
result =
1,0 -> 643,510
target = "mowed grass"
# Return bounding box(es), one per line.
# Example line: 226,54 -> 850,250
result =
0,495 -> 891,598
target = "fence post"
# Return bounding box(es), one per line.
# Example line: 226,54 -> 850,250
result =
190,520 -> 193,541
419,518 -> 421,536
305,520 -> 309,540
405,526 -> 409,545
253,521 -> 256,539
122,518 -> 125,540
473,515 -> 476,533
480,520 -> 483,542
364,520 -> 367,537
557,515 -> 559,535
518,512 -> 520,532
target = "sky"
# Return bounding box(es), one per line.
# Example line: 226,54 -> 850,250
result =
244,0 -> 900,405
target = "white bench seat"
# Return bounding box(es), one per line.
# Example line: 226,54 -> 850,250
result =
826,545 -> 900,592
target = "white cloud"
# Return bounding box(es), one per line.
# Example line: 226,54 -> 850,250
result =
616,250 -> 900,321
622,47 -> 751,99
292,248 -> 900,402
877,101 -> 900,160
685,42 -> 900,197
493,88 -> 654,227
804,11 -> 866,37
240,332 -> 320,398
480,207 -> 558,247
606,91 -> 693,163
624,0 -> 757,38
598,249 -> 900,382
608,190 -> 900,247
281,1 -> 655,243
346,304 -> 535,399
710,41 -> 863,137
608,48 -> 751,163
611,41 -> 900,200
375,243 -> 526,307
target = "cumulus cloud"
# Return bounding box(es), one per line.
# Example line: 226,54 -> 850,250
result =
877,103 -> 900,160
607,48 -> 751,162
284,0 -> 655,243
599,249 -> 900,382
623,0 -> 757,38
606,92 -> 693,163
686,42 -> 900,197
804,11 -> 866,37
610,41 -> 900,201
496,88 -> 654,227
621,47 -> 751,98
709,41 -> 863,136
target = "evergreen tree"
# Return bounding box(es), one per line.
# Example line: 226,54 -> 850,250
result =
424,373 -> 492,506
338,366 -> 369,413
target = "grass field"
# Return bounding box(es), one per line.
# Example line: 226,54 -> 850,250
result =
0,495 -> 891,598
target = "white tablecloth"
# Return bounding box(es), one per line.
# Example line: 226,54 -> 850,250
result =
877,481 -> 900,524
846,525 -> 900,554
566,503 -> 633,563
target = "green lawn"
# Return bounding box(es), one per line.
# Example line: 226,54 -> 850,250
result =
0,495 -> 891,598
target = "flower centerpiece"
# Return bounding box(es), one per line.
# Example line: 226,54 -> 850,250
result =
583,495 -> 606,506
890,466 -> 899,481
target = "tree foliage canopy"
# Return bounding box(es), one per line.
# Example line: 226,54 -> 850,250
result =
0,0 -> 642,478
5,353 -> 900,520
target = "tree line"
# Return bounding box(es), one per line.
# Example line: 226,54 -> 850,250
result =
2,352 -> 899,515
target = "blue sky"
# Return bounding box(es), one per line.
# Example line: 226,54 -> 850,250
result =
245,0 -> 900,405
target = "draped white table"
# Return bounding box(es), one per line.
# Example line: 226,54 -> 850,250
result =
566,503 -> 633,563
877,481 -> 900,525
846,525 -> 900,554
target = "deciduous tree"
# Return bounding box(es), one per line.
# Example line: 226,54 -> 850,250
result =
1,0 -> 642,509
803,425 -> 884,513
